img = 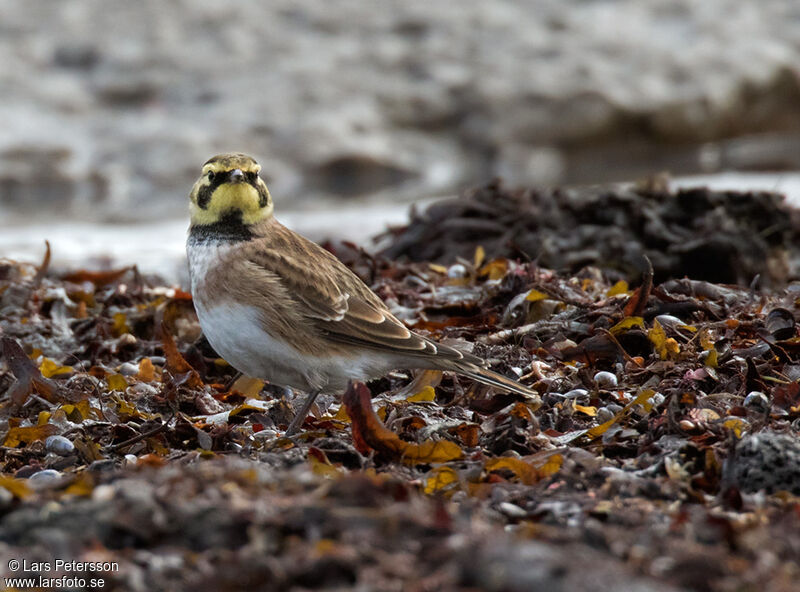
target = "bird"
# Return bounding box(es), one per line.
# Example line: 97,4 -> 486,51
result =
186,152 -> 541,435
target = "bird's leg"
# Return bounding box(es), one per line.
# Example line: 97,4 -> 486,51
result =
223,371 -> 243,392
285,389 -> 321,436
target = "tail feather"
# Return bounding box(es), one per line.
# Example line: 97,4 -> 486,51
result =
453,362 -> 541,406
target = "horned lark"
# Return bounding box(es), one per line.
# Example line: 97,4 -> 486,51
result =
187,153 -> 540,434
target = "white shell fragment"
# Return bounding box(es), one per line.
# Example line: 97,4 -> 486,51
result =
45,435 -> 75,456
593,371 -> 618,389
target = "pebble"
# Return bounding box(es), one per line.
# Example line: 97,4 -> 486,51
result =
130,382 -> 159,397
743,391 -> 770,415
28,469 -> 62,488
654,314 -> 686,330
497,502 -> 528,519
118,362 -> 140,376
0,486 -> 13,508
45,435 -> 75,456
596,407 -> 616,423
593,371 -> 618,389
447,263 -> 468,278
562,388 -> 589,400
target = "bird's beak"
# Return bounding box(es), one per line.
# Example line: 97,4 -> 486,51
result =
229,169 -> 245,183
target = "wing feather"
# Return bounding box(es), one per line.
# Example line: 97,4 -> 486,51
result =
245,225 -> 466,362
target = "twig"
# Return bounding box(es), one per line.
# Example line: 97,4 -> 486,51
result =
105,415 -> 173,453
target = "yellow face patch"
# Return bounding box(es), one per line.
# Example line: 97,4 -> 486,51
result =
189,153 -> 273,226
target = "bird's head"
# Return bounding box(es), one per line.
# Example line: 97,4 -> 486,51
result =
189,153 -> 272,226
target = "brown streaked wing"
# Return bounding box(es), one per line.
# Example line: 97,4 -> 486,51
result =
245,226 -> 467,362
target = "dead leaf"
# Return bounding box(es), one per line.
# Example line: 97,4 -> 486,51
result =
4,424 -> 58,447
1,338 -> 58,406
424,466 -> 460,495
407,386 -> 436,403
160,323 -> 202,388
343,381 -> 463,464
62,267 -> 131,286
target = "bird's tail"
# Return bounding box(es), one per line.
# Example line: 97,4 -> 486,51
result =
452,362 -> 541,407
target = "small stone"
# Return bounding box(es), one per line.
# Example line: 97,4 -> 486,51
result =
743,391 -> 770,415
497,502 -> 528,519
726,431 -> 800,494
45,435 -> 75,456
118,362 -> 140,376
92,484 -> 117,502
88,459 -> 117,473
596,407 -> 616,423
447,263 -> 467,278
562,388 -> 589,400
28,469 -> 62,488
0,486 -> 13,508
593,371 -> 617,389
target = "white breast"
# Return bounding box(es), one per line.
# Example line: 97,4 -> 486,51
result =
186,239 -> 392,393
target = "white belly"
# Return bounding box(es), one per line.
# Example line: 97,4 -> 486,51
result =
187,240 -> 391,392
196,301 -> 390,392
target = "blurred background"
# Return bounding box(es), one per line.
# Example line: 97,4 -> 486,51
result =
1,0 -> 800,279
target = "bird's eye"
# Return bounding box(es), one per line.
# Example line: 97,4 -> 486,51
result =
246,171 -> 258,183
207,171 -> 215,182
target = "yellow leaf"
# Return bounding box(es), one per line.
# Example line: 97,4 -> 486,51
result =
115,397 -> 153,420
39,358 -> 73,378
228,403 -> 270,418
526,289 -> 549,302
3,424 -> 57,447
428,263 -> 448,274
586,417 -> 617,439
699,329 -> 715,351
312,539 -> 338,557
0,476 -> 32,499
137,358 -> 156,382
333,405 -> 351,423
407,386 -> 436,403
648,319 -> 670,360
107,374 -> 128,391
308,451 -> 343,478
666,338 -> 680,356
723,418 -> 745,439
486,457 -> 538,485
402,439 -> 463,464
705,348 -> 718,368
632,388 -> 657,413
63,474 -> 95,497
474,245 -> 486,268
424,466 -> 460,495
112,312 -> 130,336
610,316 -> 645,335
607,280 -> 630,296
377,406 -> 387,421
60,399 -> 94,422
587,389 -> 655,439
231,375 -> 264,398
478,259 -> 508,280
574,404 -> 597,417
537,453 -> 563,477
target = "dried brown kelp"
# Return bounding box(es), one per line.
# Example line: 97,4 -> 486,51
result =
380,181 -> 800,288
